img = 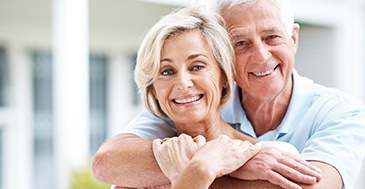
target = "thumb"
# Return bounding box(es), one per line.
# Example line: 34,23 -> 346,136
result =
193,135 -> 206,148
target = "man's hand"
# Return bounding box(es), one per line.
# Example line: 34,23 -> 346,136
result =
230,146 -> 323,189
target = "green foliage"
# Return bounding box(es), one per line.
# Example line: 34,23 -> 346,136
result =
71,165 -> 110,189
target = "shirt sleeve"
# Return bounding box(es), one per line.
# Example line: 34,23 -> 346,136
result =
120,110 -> 177,140
299,92 -> 365,189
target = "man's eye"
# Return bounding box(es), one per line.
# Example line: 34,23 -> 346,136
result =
161,69 -> 175,76
235,41 -> 244,47
235,40 -> 251,48
266,35 -> 279,40
265,35 -> 282,45
234,41 -> 251,52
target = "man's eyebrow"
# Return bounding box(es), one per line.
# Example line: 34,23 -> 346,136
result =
230,27 -> 282,39
230,33 -> 246,39
261,27 -> 281,35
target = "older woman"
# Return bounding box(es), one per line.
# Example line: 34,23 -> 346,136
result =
133,6 -> 260,188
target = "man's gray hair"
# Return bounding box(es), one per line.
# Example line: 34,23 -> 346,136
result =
207,0 -> 295,35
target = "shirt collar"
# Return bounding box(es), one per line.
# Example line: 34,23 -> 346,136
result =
264,69 -> 314,140
222,69 -> 314,140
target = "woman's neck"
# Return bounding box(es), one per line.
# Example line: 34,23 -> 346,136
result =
175,114 -> 256,143
175,114 -> 227,141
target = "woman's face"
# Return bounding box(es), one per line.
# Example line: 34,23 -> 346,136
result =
153,30 -> 226,125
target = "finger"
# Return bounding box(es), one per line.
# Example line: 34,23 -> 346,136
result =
274,161 -> 317,184
238,141 -> 260,164
178,133 -> 192,140
265,171 -> 302,189
161,137 -> 170,144
284,152 -> 323,173
153,138 -> 163,145
152,139 -> 164,154
193,135 -> 206,148
281,152 -> 323,181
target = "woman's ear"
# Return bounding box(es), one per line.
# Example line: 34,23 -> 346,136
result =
150,86 -> 158,100
221,80 -> 229,96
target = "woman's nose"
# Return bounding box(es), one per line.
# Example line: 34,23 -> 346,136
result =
176,71 -> 193,92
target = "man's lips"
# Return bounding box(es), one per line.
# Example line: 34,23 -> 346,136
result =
251,65 -> 279,77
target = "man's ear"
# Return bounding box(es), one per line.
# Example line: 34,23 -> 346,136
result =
291,23 -> 300,54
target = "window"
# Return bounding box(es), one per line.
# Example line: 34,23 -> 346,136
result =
0,128 -> 2,189
32,51 -> 54,189
131,54 -> 140,106
0,46 -> 7,188
0,47 -> 7,107
89,54 -> 108,156
31,51 -> 110,186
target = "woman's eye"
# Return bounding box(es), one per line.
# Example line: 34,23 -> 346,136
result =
191,65 -> 205,71
161,69 -> 175,76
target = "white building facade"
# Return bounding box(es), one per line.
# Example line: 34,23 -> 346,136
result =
0,0 -> 364,188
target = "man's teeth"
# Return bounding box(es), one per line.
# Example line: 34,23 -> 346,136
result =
253,68 -> 274,76
175,95 -> 201,104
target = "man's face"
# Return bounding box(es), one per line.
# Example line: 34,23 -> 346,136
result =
223,0 -> 299,102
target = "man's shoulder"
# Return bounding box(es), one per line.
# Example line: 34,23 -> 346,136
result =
311,82 -> 364,109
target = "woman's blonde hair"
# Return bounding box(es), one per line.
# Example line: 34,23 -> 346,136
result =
134,6 -> 235,118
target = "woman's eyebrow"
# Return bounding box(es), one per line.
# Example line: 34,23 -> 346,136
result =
186,53 -> 207,61
160,58 -> 172,63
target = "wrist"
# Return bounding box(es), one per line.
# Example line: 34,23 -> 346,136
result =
172,160 -> 215,189
189,159 -> 216,181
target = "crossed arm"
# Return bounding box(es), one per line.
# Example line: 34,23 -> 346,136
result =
92,133 -> 342,189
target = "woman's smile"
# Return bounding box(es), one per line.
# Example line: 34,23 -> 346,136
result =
173,94 -> 204,105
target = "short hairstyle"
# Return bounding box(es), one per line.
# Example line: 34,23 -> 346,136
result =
208,0 -> 295,35
134,6 -> 235,118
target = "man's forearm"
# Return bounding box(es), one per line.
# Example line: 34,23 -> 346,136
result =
210,176 -> 281,189
301,161 -> 342,189
210,161 -> 342,189
92,134 -> 170,187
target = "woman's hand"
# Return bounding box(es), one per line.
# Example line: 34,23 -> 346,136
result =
153,134 -> 260,187
152,133 -> 206,183
191,135 -> 260,178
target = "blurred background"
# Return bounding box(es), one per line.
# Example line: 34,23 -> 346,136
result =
0,0 -> 364,188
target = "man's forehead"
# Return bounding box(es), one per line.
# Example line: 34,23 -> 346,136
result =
229,26 -> 282,38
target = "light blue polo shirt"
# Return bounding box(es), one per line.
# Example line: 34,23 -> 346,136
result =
122,70 -> 365,189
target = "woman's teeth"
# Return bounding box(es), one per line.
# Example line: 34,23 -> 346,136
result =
174,95 -> 201,104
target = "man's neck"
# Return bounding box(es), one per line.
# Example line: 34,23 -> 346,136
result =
240,84 -> 293,137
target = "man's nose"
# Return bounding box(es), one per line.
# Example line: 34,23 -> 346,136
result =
251,42 -> 272,63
